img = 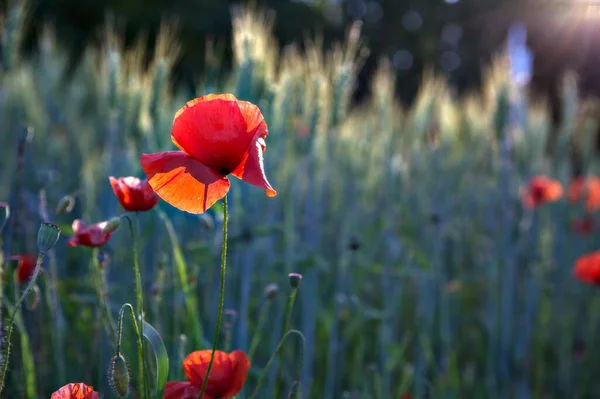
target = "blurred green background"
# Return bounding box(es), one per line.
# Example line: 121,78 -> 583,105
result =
3,0 -> 600,398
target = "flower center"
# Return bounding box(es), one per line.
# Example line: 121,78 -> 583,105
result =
220,168 -> 230,175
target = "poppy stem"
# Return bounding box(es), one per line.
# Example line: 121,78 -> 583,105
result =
274,285 -> 299,398
0,252 -> 44,396
247,299 -> 272,362
123,213 -> 150,399
91,248 -> 117,339
197,195 -> 228,399
248,329 -> 306,399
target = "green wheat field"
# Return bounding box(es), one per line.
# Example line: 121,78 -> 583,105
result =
2,1 -> 600,398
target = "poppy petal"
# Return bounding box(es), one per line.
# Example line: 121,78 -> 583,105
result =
171,94 -> 266,174
231,137 -> 277,197
72,219 -> 86,233
163,381 -> 206,399
222,350 -> 251,398
183,350 -> 232,395
141,151 -> 230,214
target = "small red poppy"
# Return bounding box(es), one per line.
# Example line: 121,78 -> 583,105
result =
11,255 -> 37,284
571,216 -> 595,236
574,251 -> 600,285
163,349 -> 250,399
140,94 -> 276,215
567,176 -> 600,212
520,175 -> 563,209
109,176 -> 159,212
67,219 -> 112,248
51,382 -> 99,399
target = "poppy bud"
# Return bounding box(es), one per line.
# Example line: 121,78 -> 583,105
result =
37,223 -> 61,253
55,195 -> 75,215
288,273 -> 303,289
0,202 -> 9,232
25,284 -> 41,310
264,283 -> 278,300
108,354 -> 130,398
102,217 -> 121,234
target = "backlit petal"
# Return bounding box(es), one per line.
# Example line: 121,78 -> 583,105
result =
231,137 -> 277,197
141,151 -> 230,214
51,383 -> 99,399
171,94 -> 266,174
183,350 -> 232,396
222,350 -> 251,398
163,381 -> 205,399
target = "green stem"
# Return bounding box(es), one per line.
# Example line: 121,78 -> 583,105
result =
0,252 -> 44,395
197,195 -> 228,399
249,329 -> 306,399
247,300 -> 271,362
274,286 -> 299,397
91,249 -> 117,339
123,214 -> 149,398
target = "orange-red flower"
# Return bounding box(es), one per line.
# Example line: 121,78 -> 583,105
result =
567,176 -> 600,212
163,349 -> 250,399
140,94 -> 277,214
520,175 -> 563,209
571,216 -> 595,236
11,254 -> 37,284
574,251 -> 600,285
67,219 -> 112,247
51,383 -> 99,399
109,176 -> 159,212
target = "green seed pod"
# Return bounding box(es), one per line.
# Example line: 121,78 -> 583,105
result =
37,223 -> 61,253
288,273 -> 303,289
108,354 -> 130,398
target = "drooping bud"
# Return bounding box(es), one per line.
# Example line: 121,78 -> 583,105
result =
108,354 -> 130,398
102,217 -> 121,234
37,223 -> 61,253
0,202 -> 9,232
288,273 -> 303,289
55,195 -> 75,215
25,284 -> 41,310
264,283 -> 279,300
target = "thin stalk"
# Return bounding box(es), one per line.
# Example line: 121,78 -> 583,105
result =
248,300 -> 272,362
274,286 -> 299,397
123,214 -> 149,398
249,329 -> 306,399
0,252 -> 43,395
197,195 -> 228,399
91,248 -> 117,339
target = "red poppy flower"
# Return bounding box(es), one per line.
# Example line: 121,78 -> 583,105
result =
67,219 -> 112,247
163,349 -> 250,399
574,251 -> 600,285
140,94 -> 277,214
11,255 -> 37,284
51,383 -> 99,399
571,216 -> 595,236
520,175 -> 563,209
567,176 -> 600,212
109,176 -> 159,212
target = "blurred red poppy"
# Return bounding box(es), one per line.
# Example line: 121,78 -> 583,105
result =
520,175 -> 563,209
574,251 -> 600,285
567,176 -> 600,212
163,349 -> 250,399
140,94 -> 276,214
11,254 -> 37,284
109,176 -> 159,212
571,216 -> 595,236
51,383 -> 99,399
67,219 -> 112,247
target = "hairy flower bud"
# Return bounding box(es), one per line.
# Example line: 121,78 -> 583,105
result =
55,195 -> 75,215
108,354 -> 130,398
